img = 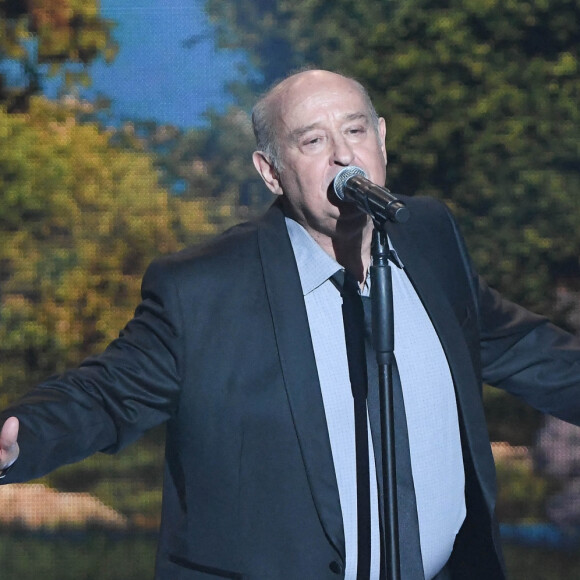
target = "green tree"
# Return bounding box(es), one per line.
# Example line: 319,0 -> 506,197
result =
157,108 -> 272,227
0,0 -> 117,111
205,0 -> 388,108
205,0 -> 580,321
0,97 -> 182,399
111,108 -> 273,238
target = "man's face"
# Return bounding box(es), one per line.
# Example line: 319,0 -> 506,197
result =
253,70 -> 387,243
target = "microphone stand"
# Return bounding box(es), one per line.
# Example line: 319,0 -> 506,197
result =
370,225 -> 400,580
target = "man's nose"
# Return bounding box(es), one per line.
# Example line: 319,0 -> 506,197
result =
331,136 -> 355,166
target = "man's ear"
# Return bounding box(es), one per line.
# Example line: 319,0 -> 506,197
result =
252,151 -> 283,195
378,117 -> 387,165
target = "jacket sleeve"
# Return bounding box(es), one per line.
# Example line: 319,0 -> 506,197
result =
479,275 -> 580,425
441,199 -> 580,425
0,258 -> 184,483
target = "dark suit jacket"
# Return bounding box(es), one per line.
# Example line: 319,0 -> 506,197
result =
3,198 -> 580,579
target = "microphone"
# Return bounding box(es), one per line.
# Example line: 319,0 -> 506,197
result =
333,166 -> 410,224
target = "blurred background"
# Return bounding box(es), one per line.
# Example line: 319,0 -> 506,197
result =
0,0 -> 579,578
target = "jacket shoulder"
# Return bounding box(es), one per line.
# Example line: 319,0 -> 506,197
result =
142,203 -> 287,291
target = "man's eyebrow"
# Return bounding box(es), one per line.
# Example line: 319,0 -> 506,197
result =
287,113 -> 370,142
288,123 -> 320,142
343,112 -> 369,124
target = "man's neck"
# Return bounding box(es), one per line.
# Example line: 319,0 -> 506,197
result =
334,245 -> 371,287
328,226 -> 373,287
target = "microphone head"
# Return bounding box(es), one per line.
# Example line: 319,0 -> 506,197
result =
333,166 -> 367,200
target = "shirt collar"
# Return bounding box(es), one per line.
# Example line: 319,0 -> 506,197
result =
285,217 -> 342,296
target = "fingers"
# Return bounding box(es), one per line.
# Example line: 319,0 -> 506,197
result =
0,416 -> 20,469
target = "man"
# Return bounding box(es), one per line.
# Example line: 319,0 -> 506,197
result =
1,69 -> 580,579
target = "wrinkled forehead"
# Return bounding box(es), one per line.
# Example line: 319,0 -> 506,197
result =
273,73 -> 370,135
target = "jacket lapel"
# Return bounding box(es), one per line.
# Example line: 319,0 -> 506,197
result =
386,217 -> 497,494
257,204 -> 345,558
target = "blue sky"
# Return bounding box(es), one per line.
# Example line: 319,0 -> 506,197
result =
81,0 -> 250,128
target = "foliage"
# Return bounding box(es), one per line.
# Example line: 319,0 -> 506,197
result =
495,452 -> 551,523
158,108 -> 272,223
0,0 -> 117,111
205,0 -> 388,107
0,97 -> 183,401
205,0 -> 580,320
484,385 -> 543,445
111,109 -> 273,236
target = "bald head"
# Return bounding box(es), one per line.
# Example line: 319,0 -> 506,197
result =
252,70 -> 380,171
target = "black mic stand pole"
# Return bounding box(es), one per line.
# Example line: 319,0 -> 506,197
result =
370,224 -> 400,580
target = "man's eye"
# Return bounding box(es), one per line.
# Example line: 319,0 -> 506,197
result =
301,136 -> 324,149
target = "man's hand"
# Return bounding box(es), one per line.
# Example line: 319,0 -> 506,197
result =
0,417 -> 20,472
